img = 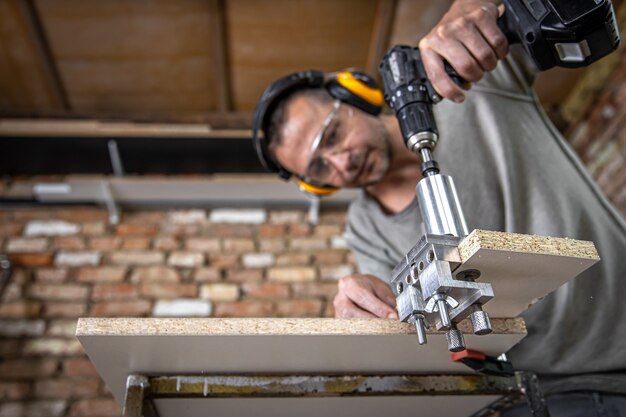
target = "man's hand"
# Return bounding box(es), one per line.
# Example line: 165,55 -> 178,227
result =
419,0 -> 508,103
333,274 -> 399,319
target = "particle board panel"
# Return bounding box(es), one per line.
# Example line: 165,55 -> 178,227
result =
78,230 -> 598,416
457,229 -> 599,317
77,317 -> 524,416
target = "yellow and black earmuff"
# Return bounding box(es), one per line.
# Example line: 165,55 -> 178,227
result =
251,69 -> 384,197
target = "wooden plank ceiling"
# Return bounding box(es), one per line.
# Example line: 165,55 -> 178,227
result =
0,0 -> 620,130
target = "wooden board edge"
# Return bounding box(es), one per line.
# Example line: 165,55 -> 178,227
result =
76,317 -> 526,337
459,229 -> 600,263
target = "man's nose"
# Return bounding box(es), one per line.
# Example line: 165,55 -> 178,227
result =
325,150 -> 359,179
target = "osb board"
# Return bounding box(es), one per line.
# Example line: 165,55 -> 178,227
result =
77,317 -> 524,416
457,229 -> 599,317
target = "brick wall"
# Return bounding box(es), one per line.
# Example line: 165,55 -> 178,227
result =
0,207 -> 354,416
565,49 -> 626,216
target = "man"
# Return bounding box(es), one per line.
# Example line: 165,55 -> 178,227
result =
253,0 -> 626,415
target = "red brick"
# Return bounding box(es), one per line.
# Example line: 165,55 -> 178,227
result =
55,208 -> 108,222
12,209 -> 56,220
320,265 -> 354,280
192,267 -> 221,282
115,223 -> 158,236
0,301 -> 42,318
45,303 -> 87,318
275,253 -> 311,266
0,358 -> 58,378
92,283 -> 139,300
47,319 -> 78,337
268,267 -> 316,282
69,398 -> 120,417
223,238 -> 255,253
153,236 -> 180,251
241,283 -> 290,300
268,210 -> 304,224
200,283 -> 240,301
275,299 -> 323,317
9,253 -> 54,267
80,221 -> 106,236
53,236 -> 86,250
314,250 -> 346,265
1,283 -> 22,302
225,269 -> 263,282
108,251 -> 164,265
88,237 -> 121,251
77,266 -> 127,283
139,283 -> 196,298
63,357 -> 98,377
35,377 -> 100,399
324,301 -> 335,317
0,339 -> 21,356
24,338 -> 83,356
35,268 -> 69,283
208,254 -> 240,268
291,282 -> 338,299
6,237 -> 49,252
90,300 -> 151,317
10,268 -> 29,284
122,210 -> 166,223
214,301 -> 273,317
0,382 -> 29,400
130,266 -> 180,283
167,251 -> 205,267
290,237 -> 327,251
121,237 -> 151,250
185,237 -> 221,252
204,223 -> 254,238
313,224 -> 343,237
0,400 -> 67,416
166,209 -> 205,224
258,224 -> 287,238
319,210 -> 347,224
289,224 -> 311,237
160,223 -> 201,236
258,238 -> 286,252
28,284 -> 89,300
0,222 -> 22,236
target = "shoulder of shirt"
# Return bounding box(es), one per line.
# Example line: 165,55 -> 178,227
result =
470,44 -> 539,102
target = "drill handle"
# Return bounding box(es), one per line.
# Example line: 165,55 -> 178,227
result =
496,2 -> 521,46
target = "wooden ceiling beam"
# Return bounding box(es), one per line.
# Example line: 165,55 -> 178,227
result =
0,118 -> 251,138
366,0 -> 398,79
17,0 -> 69,110
209,0 -> 232,113
0,110 -> 254,130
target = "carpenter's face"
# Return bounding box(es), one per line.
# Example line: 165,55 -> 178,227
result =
273,95 -> 391,188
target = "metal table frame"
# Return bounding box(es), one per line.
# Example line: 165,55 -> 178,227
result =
122,371 -> 549,417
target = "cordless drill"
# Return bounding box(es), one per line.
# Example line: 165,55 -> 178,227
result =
379,0 -> 621,352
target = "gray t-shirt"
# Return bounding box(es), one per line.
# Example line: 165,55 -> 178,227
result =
344,46 -> 626,394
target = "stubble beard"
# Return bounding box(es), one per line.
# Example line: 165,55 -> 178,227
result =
359,128 -> 393,187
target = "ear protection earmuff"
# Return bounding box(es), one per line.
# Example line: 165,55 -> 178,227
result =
252,69 -> 384,197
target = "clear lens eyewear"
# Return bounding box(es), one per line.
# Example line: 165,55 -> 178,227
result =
305,100 -> 353,182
